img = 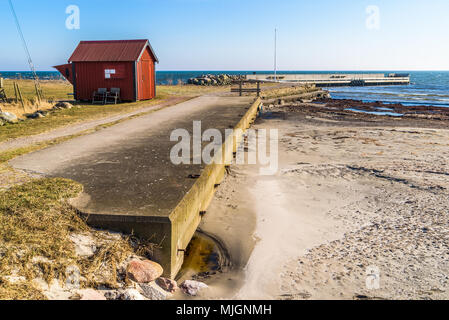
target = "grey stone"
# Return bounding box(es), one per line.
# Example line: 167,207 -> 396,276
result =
0,112 -> 18,124
69,233 -> 97,258
180,280 -> 209,296
54,102 -> 73,109
118,288 -> 147,300
140,282 -> 172,300
156,277 -> 178,293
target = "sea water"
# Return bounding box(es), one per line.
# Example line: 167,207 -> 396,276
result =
1,70 -> 448,107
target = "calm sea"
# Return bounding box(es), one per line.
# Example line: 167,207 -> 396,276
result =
1,70 -> 448,107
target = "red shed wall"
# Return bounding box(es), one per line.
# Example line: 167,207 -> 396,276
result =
54,64 -> 74,85
136,47 -> 156,100
74,61 -> 136,101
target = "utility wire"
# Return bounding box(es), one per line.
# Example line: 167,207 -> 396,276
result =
8,0 -> 43,99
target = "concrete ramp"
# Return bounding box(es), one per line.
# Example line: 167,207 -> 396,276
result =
10,95 -> 261,278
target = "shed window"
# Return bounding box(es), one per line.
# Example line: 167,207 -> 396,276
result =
104,65 -> 125,79
105,69 -> 116,79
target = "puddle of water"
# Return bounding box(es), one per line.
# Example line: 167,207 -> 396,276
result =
345,108 -> 404,117
260,111 -> 285,120
177,231 -> 228,282
375,107 -> 394,111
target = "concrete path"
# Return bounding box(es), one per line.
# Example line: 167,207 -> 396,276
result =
0,96 -> 188,152
10,95 -> 253,216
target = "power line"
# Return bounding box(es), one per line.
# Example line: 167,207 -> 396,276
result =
8,0 -> 43,99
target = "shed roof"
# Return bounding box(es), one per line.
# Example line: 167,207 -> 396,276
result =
68,40 -> 159,63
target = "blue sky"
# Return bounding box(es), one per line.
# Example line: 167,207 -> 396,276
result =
1,0 -> 448,71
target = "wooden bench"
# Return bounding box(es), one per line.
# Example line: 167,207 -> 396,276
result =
105,88 -> 121,105
92,88 -> 107,104
231,80 -> 261,97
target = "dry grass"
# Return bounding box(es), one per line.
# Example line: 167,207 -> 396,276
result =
157,84 -> 230,96
0,279 -> 46,300
0,178 -> 154,300
0,100 -> 56,120
1,79 -> 73,102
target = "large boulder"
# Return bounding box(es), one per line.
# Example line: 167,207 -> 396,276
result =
126,259 -> 163,283
0,112 -> 18,124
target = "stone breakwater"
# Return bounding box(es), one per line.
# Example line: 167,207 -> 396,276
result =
187,74 -> 246,86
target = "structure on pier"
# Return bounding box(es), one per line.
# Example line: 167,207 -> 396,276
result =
245,73 -> 410,87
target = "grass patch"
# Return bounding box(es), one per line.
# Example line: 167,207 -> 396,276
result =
0,178 -> 152,300
2,80 -> 73,102
1,79 -> 225,102
0,98 -> 167,143
0,80 -> 221,144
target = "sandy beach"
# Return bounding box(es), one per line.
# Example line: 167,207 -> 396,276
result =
194,101 -> 449,300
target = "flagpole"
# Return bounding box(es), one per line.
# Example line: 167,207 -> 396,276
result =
274,28 -> 277,82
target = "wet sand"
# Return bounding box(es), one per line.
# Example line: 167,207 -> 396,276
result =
194,101 -> 449,300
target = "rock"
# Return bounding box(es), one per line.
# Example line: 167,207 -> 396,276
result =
102,290 -> 120,300
156,277 -> 178,293
126,259 -> 163,283
187,74 -> 244,86
0,112 -> 18,124
3,275 -> 26,284
27,111 -> 45,119
118,288 -> 147,300
32,278 -> 73,300
54,102 -> 73,109
69,233 -> 97,258
140,282 -> 173,300
180,280 -> 209,296
31,256 -> 52,264
76,289 -> 107,300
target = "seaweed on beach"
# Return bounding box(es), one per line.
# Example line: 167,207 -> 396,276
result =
0,178 -> 151,300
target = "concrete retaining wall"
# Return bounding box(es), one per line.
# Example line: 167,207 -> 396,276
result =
166,97 -> 262,278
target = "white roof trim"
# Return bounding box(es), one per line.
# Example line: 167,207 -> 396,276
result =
137,40 -> 159,63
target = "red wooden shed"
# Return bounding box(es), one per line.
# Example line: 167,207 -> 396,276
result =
54,39 -> 158,102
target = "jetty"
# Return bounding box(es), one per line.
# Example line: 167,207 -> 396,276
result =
245,73 -> 410,87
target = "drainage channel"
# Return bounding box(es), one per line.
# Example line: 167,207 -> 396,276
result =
176,230 -> 232,283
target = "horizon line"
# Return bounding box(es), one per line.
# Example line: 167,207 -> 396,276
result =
1,69 -> 449,73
